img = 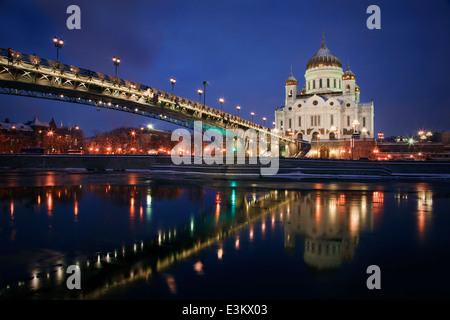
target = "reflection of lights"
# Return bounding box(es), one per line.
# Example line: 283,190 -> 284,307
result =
165,274 -> 177,295
47,193 -> 53,215
235,237 -> 240,249
37,195 -> 41,205
74,201 -> 78,221
262,222 -> 266,233
10,201 -> 14,217
193,261 -> 204,275
350,207 -> 360,235
217,247 -> 223,260
249,228 -> 254,240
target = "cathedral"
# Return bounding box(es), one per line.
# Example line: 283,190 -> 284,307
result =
274,36 -> 375,158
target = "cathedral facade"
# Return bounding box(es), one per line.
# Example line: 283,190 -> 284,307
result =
274,37 -> 374,149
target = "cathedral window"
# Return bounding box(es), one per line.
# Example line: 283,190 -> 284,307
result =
288,89 -> 292,97
311,116 -> 314,126
346,85 -> 350,94
330,115 -> 334,126
299,116 -> 301,127
339,80 -> 341,89
327,78 -> 330,88
347,116 -> 350,126
363,117 -> 366,127
289,118 -> 292,129
334,78 -> 336,88
318,116 -> 320,126
313,80 -> 316,89
319,79 -> 322,88
313,100 -> 318,106
308,81 -> 310,91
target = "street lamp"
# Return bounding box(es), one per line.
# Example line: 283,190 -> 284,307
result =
170,77 -> 176,94
47,130 -> 54,153
352,120 -> 359,134
219,98 -> 224,112
377,130 -> 384,142
52,36 -> 64,63
112,56 -> 120,78
236,106 -> 241,117
203,81 -> 209,106
197,89 -> 203,103
250,112 -> 255,122
262,117 -> 266,126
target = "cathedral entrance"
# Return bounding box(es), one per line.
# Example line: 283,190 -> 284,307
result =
297,132 -> 303,140
319,145 -> 330,159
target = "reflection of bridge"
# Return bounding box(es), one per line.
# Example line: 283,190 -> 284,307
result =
0,48 -> 310,157
0,187 -> 296,299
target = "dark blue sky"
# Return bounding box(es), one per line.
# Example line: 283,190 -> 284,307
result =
1,0 -> 449,136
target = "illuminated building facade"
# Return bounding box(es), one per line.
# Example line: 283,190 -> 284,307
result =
275,36 -> 375,158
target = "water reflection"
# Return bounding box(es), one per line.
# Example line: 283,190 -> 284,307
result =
0,177 -> 444,299
282,191 -> 376,271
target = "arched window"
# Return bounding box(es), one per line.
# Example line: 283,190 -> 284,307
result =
346,84 -> 350,94
289,89 -> 292,97
308,81 -> 310,91
319,79 -> 322,88
313,80 -> 316,89
327,78 -> 330,88
339,80 -> 341,89
334,78 -> 336,88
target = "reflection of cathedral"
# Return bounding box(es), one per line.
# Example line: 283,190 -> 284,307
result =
283,191 -> 375,271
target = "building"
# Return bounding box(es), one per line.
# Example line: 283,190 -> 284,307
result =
275,36 -> 375,158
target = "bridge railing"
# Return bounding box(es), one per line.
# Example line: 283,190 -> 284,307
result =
0,48 -> 294,143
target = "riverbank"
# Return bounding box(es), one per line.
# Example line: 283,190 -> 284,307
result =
0,154 -> 449,180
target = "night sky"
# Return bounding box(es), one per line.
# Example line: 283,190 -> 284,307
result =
0,0 -> 449,137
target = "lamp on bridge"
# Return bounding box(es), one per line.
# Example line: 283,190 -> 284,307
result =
112,56 -> 121,78
170,77 -> 176,94
219,98 -> 224,112
262,117 -> 266,126
52,36 -> 64,63
203,81 -> 209,106
236,106 -> 241,117
197,89 -> 203,103
250,112 -> 255,122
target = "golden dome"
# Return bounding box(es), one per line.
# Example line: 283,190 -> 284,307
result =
285,71 -> 298,85
306,38 -> 342,70
342,64 -> 355,80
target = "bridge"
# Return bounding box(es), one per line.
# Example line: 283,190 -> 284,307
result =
0,48 -> 310,157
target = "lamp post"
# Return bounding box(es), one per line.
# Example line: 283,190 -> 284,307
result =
219,98 -> 224,112
47,130 -> 54,153
197,89 -> 203,103
52,36 -> 64,63
112,56 -> 120,78
263,117 -> 266,126
250,112 -> 255,123
236,106 -> 241,117
203,81 -> 209,106
377,130 -> 384,143
170,77 -> 176,94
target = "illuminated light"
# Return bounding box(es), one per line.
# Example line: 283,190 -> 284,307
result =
37,195 -> 41,205
249,228 -> 254,240
217,248 -> 224,260
193,261 -> 204,275
47,193 -> 53,213
235,237 -> 240,249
